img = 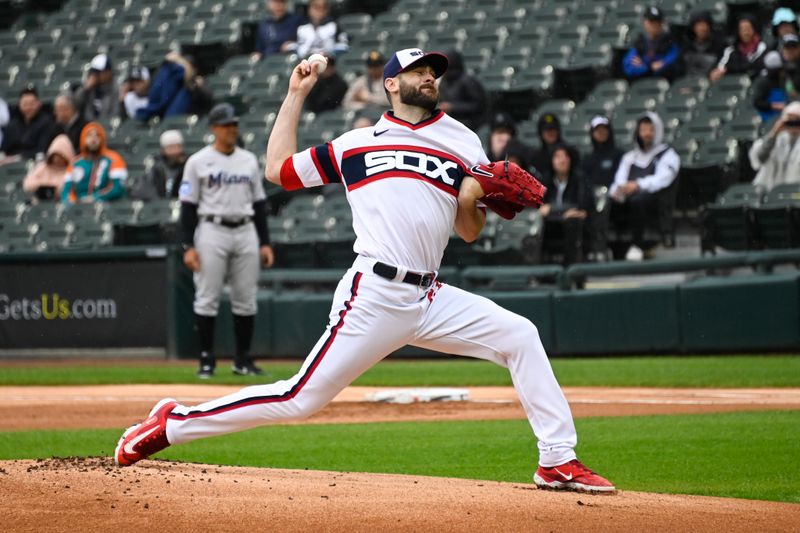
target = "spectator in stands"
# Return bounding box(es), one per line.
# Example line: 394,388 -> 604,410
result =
529,112 -> 579,176
352,114 -> 374,129
129,130 -> 187,201
254,0 -> 305,60
0,85 -> 55,160
622,6 -> 683,82
289,0 -> 348,58
609,111 -> 680,260
582,116 -> 623,189
136,53 -> 212,121
438,49 -> 487,131
120,66 -> 150,120
342,51 -> 389,112
682,10 -> 726,78
74,54 -> 119,122
748,100 -> 800,190
22,134 -> 74,202
753,37 -> 800,122
304,54 -> 348,113
485,111 -> 530,167
52,91 -> 86,153
61,122 -> 126,203
771,7 -> 799,49
0,96 -> 8,151
582,116 -> 624,261
709,14 -> 768,82
539,145 -> 591,266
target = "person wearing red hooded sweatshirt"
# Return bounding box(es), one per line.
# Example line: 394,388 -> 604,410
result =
61,122 -> 127,203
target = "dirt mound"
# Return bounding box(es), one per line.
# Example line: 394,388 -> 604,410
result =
3,457 -> 797,532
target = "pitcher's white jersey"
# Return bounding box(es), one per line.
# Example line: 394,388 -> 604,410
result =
280,110 -> 490,272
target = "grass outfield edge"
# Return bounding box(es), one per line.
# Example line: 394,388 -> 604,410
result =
1,355 -> 800,387
1,411 -> 798,503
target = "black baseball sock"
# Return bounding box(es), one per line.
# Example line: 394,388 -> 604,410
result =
195,313 -> 216,368
233,314 -> 255,364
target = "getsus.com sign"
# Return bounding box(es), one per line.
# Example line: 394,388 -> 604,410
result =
0,259 -> 167,349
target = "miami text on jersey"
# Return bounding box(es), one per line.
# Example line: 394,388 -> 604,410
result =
208,171 -> 253,187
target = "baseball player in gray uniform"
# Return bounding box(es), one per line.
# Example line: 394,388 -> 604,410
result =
179,103 -> 275,378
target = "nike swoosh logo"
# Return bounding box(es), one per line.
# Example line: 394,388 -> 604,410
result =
553,467 -> 573,481
123,424 -> 159,455
373,129 -> 389,137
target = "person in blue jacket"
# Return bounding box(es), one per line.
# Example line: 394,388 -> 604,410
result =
136,53 -> 210,121
622,6 -> 683,81
253,0 -> 305,60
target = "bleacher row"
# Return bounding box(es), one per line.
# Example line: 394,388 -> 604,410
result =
0,0 -> 794,260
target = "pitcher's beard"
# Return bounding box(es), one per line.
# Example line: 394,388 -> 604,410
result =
399,80 -> 439,112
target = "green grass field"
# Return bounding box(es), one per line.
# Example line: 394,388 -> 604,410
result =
2,355 -> 800,387
2,356 -> 798,503
1,411 -> 797,503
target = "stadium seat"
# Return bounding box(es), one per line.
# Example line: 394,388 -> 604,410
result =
753,184 -> 800,249
533,99 -> 576,125
700,183 -> 762,253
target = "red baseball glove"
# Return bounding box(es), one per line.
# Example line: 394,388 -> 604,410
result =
468,161 -> 547,220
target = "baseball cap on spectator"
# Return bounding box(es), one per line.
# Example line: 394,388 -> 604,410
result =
782,33 -> 800,47
383,48 -> 449,80
159,130 -> 184,148
643,6 -> 664,22
538,112 -> 561,131
89,54 -> 112,73
490,112 -> 516,135
366,50 -> 385,67
590,115 -> 611,130
19,83 -> 38,98
208,103 -> 239,126
126,65 -> 150,82
772,7 -> 798,27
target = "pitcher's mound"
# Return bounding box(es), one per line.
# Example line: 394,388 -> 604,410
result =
2,457 -> 797,532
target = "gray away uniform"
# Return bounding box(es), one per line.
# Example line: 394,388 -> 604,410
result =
180,145 -> 266,316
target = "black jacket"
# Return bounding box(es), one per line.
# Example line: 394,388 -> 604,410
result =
306,72 -> 349,114
52,115 -> 87,154
1,107 -> 55,159
438,51 -> 487,131
581,130 -> 624,189
542,169 -> 592,217
129,154 -> 185,201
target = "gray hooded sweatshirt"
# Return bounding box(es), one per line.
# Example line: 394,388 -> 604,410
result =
610,111 -> 681,197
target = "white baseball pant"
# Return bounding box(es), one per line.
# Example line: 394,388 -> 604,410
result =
167,255 -> 578,467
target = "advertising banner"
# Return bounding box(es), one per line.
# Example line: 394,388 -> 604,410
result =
0,259 -> 167,348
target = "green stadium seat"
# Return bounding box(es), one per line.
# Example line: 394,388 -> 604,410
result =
711,73 -> 751,98
572,3 -> 607,25
700,183 -> 762,253
338,13 -> 373,36
666,75 -> 709,101
722,111 -> 761,142
753,184 -> 800,249
70,220 -> 114,249
533,99 -> 576,125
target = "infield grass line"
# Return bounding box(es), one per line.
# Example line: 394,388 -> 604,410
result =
1,411 -> 798,503
1,355 -> 800,387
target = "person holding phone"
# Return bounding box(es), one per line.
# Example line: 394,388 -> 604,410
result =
749,100 -> 800,190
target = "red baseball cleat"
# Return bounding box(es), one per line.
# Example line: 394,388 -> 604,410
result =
534,459 -> 616,494
114,398 -> 179,467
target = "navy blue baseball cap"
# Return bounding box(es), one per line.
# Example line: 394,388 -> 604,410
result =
383,48 -> 449,80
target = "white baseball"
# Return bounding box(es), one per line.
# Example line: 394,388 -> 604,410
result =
307,53 -> 328,74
